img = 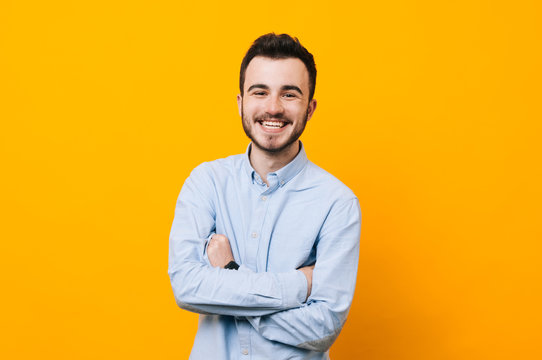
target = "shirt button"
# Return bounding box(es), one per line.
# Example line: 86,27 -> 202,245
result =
261,195 -> 267,201
251,232 -> 258,238
242,349 -> 249,355
280,180 -> 285,185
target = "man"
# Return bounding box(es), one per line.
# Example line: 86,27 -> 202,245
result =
168,33 -> 361,359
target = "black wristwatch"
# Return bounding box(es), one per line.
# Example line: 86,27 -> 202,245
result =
224,260 -> 240,270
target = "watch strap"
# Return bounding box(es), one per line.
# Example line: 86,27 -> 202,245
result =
224,260 -> 240,270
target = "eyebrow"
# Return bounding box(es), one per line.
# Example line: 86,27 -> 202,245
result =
247,84 -> 303,95
247,84 -> 270,92
281,85 -> 303,95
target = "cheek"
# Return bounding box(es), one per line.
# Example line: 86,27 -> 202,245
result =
288,106 -> 307,119
242,101 -> 259,116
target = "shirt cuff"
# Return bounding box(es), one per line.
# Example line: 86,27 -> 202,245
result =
237,266 -> 307,308
202,233 -> 215,266
277,270 -> 309,308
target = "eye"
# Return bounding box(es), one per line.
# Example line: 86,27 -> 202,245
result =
253,91 -> 267,96
283,93 -> 297,98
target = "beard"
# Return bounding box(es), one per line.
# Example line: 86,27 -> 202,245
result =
241,106 -> 309,154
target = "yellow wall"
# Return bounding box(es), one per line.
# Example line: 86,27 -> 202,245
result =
1,1 -> 540,359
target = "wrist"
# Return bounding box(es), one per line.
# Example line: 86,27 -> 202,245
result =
224,260 -> 239,270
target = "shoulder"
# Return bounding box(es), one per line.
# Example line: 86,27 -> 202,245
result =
301,161 -> 361,237
179,153 -> 244,201
301,161 -> 357,203
189,153 -> 245,179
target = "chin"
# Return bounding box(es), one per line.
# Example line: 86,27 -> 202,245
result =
253,138 -> 299,154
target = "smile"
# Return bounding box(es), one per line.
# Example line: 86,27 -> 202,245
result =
258,120 -> 288,129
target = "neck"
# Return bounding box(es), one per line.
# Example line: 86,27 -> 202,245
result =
249,141 -> 300,185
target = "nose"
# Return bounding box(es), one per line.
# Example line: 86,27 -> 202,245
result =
265,95 -> 284,116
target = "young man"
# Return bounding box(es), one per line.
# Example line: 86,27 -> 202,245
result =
168,33 -> 361,359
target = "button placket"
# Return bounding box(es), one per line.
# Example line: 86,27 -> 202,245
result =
236,318 -> 251,359
245,190 -> 271,271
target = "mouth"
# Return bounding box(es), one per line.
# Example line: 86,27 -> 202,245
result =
257,120 -> 289,129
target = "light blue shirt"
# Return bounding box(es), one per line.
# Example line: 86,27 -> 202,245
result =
168,142 -> 361,360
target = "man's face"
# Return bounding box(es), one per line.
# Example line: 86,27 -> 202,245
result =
237,56 -> 317,154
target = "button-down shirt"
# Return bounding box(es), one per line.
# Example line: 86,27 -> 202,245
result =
168,143 -> 361,360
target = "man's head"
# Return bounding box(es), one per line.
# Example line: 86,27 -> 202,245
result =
238,33 -> 317,155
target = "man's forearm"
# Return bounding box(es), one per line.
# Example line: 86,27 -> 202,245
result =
246,300 -> 348,352
169,256 -> 309,316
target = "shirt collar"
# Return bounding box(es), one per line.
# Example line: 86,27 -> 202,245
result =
243,141 -> 309,188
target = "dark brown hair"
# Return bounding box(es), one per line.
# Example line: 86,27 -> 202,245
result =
239,33 -> 317,100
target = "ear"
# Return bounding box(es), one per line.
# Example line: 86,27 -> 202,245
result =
237,94 -> 243,117
306,99 -> 317,121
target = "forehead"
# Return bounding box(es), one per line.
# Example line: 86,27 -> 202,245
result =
244,56 -> 309,92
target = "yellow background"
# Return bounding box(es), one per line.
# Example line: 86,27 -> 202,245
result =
1,1 -> 541,359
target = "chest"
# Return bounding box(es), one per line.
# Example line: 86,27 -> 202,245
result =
213,181 -> 328,272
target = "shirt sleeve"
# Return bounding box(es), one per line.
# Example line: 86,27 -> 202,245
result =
246,197 -> 361,352
168,164 -> 308,317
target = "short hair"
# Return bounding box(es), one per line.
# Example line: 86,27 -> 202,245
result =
239,33 -> 317,100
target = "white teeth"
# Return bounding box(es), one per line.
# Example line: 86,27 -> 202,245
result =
261,121 -> 285,128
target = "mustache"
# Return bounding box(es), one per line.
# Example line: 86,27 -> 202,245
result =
254,113 -> 291,122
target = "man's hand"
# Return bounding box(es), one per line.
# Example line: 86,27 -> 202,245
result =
207,234 -> 234,268
298,264 -> 315,301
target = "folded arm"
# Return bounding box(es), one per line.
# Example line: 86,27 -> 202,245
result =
168,165 -> 308,317
247,198 -> 361,352
207,233 -> 314,301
